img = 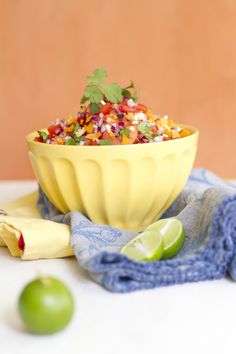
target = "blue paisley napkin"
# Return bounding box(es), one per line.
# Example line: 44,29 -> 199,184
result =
37,169 -> 236,293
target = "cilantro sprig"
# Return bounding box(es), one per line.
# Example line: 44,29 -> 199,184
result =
81,68 -> 138,113
138,122 -> 155,140
99,139 -> 113,146
119,127 -> 130,137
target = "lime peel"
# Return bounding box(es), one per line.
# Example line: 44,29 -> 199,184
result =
121,218 -> 185,262
146,218 -> 185,259
18,276 -> 74,335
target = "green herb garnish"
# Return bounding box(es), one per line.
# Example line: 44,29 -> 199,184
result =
81,68 -> 138,106
99,139 -> 113,145
65,138 -> 76,145
119,128 -> 130,137
84,86 -> 103,104
87,68 -> 107,85
132,90 -> 138,102
138,122 -> 155,139
38,131 -> 48,141
90,103 -> 100,115
103,83 -> 123,103
74,123 -> 80,132
74,136 -> 82,144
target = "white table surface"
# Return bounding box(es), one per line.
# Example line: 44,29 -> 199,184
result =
1,181 -> 236,354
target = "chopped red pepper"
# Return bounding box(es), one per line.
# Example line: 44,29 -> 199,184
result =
136,103 -> 147,112
102,131 -> 113,141
120,105 -> 136,113
18,234 -> 25,251
99,102 -> 111,115
48,124 -> 61,138
34,137 -> 43,143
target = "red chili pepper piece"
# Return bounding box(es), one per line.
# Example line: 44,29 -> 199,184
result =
18,234 -> 25,251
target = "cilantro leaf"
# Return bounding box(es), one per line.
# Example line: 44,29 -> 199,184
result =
84,85 -> 104,103
87,68 -> 107,85
80,95 -> 89,104
90,103 -> 100,114
38,131 -> 48,141
74,136 -> 82,144
74,123 -> 80,132
102,83 -> 123,103
119,127 -> 130,136
65,138 -> 76,145
81,68 -> 138,106
122,80 -> 138,101
138,122 -> 155,139
99,139 -> 113,145
132,90 -> 138,101
122,89 -> 131,98
138,121 -> 151,134
124,80 -> 135,89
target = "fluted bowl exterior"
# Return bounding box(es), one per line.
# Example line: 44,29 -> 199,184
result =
26,125 -> 198,231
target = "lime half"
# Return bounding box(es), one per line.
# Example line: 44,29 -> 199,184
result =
146,218 -> 185,259
121,231 -> 163,262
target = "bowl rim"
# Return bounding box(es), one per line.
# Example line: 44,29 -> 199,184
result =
26,123 -> 199,149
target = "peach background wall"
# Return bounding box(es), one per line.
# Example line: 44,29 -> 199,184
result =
0,0 -> 236,179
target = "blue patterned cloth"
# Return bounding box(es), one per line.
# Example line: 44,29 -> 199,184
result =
37,169 -> 236,293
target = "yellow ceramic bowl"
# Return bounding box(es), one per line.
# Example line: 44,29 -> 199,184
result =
26,125 -> 198,231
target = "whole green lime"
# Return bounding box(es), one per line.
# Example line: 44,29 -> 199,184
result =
18,276 -> 74,334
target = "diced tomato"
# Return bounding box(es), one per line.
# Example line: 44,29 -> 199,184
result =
18,234 -> 25,251
84,139 -> 98,146
102,131 -> 113,141
129,129 -> 138,140
48,124 -> 61,138
136,103 -> 147,112
120,104 -> 136,113
112,137 -> 121,145
99,102 -> 111,115
34,137 -> 43,143
88,140 -> 98,146
151,126 -> 158,134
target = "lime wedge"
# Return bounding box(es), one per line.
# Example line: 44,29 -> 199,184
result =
145,218 -> 185,259
121,231 -> 163,262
